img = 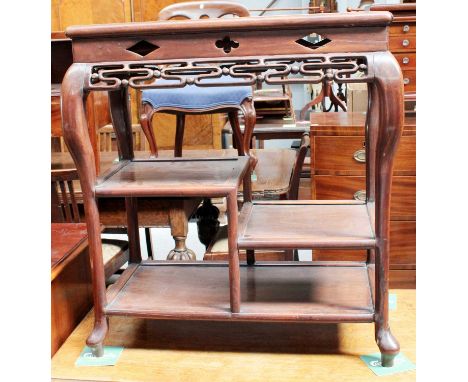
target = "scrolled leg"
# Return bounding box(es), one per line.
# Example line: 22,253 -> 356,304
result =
61,64 -> 109,356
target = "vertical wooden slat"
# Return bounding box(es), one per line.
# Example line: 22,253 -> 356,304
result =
59,181 -> 72,223
67,180 -> 80,222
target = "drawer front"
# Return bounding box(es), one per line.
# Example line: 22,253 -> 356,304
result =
313,175 -> 415,220
402,69 -> 416,91
313,135 -> 415,175
393,52 -> 416,69
389,270 -> 416,289
389,23 -> 416,36
389,34 -> 416,52
389,220 -> 416,267
313,220 -> 415,268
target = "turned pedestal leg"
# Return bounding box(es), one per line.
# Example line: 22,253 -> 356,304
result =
167,203 -> 196,260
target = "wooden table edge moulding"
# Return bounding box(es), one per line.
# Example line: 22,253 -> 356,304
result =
62,12 -> 403,367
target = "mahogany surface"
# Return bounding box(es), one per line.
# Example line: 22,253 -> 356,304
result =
309,111 -> 415,286
106,262 -> 373,322
51,223 -> 89,278
51,223 -> 93,356
61,12 -> 403,366
238,201 -> 374,250
95,157 -> 249,198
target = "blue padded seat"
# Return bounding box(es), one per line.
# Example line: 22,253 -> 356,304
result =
141,76 -> 252,110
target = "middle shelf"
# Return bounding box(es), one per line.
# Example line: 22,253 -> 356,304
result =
95,156 -> 250,198
238,201 -> 376,250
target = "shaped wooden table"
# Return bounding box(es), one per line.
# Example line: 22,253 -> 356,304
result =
61,11 -> 403,367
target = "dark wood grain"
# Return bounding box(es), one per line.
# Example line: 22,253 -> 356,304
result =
51,223 -> 92,356
106,263 -> 373,322
61,11 -> 402,366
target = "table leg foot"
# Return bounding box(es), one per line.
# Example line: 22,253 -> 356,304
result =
377,328 -> 399,367
89,343 -> 104,357
381,352 -> 397,368
167,237 -> 196,260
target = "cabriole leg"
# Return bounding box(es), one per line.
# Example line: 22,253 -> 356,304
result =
61,64 -> 109,356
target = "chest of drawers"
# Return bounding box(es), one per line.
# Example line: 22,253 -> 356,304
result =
371,3 -> 416,94
310,112 -> 416,288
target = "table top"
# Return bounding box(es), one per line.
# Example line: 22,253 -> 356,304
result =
51,223 -> 89,281
52,149 -> 297,195
52,288 -> 415,381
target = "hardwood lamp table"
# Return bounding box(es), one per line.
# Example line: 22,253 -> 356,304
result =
62,11 -> 403,367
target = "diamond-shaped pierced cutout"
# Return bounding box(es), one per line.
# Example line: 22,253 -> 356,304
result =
296,34 -> 331,50
126,40 -> 159,57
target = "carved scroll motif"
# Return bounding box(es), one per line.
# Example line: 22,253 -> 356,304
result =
86,54 -> 371,91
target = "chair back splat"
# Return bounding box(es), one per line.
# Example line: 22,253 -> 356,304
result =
158,1 -> 250,20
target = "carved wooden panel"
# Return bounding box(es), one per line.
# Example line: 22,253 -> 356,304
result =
51,0 -> 131,31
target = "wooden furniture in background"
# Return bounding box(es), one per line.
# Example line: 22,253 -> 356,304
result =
52,1 -> 227,160
51,169 -> 130,276
370,3 -> 416,97
310,112 -> 415,288
52,32 -> 111,171
52,152 -> 202,259
51,223 -> 92,356
61,12 -> 402,367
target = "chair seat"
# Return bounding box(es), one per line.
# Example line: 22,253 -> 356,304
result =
141,76 -> 252,110
102,238 -> 129,280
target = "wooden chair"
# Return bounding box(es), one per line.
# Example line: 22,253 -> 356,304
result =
52,168 -> 129,279
98,124 -> 148,152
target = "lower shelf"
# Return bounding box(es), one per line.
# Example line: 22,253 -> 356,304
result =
105,262 -> 374,322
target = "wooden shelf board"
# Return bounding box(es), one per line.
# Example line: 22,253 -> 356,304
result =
105,263 -> 374,322
238,202 -> 375,249
95,157 -> 249,197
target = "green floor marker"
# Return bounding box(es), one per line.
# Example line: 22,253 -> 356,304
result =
75,346 -> 124,367
360,352 -> 415,376
389,293 -> 397,310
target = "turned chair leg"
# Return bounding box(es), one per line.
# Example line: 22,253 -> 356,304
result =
144,227 -> 153,259
167,204 -> 196,260
175,113 -> 185,157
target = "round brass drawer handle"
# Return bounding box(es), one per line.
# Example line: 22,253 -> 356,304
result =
353,190 -> 366,202
403,24 -> 410,33
404,77 -> 410,85
402,39 -> 410,47
353,149 -> 366,163
402,57 -> 410,65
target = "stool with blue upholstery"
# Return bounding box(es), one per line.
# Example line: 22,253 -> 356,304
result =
140,76 -> 255,160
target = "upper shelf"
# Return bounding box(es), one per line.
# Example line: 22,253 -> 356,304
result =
95,156 -> 250,198
238,201 -> 375,250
